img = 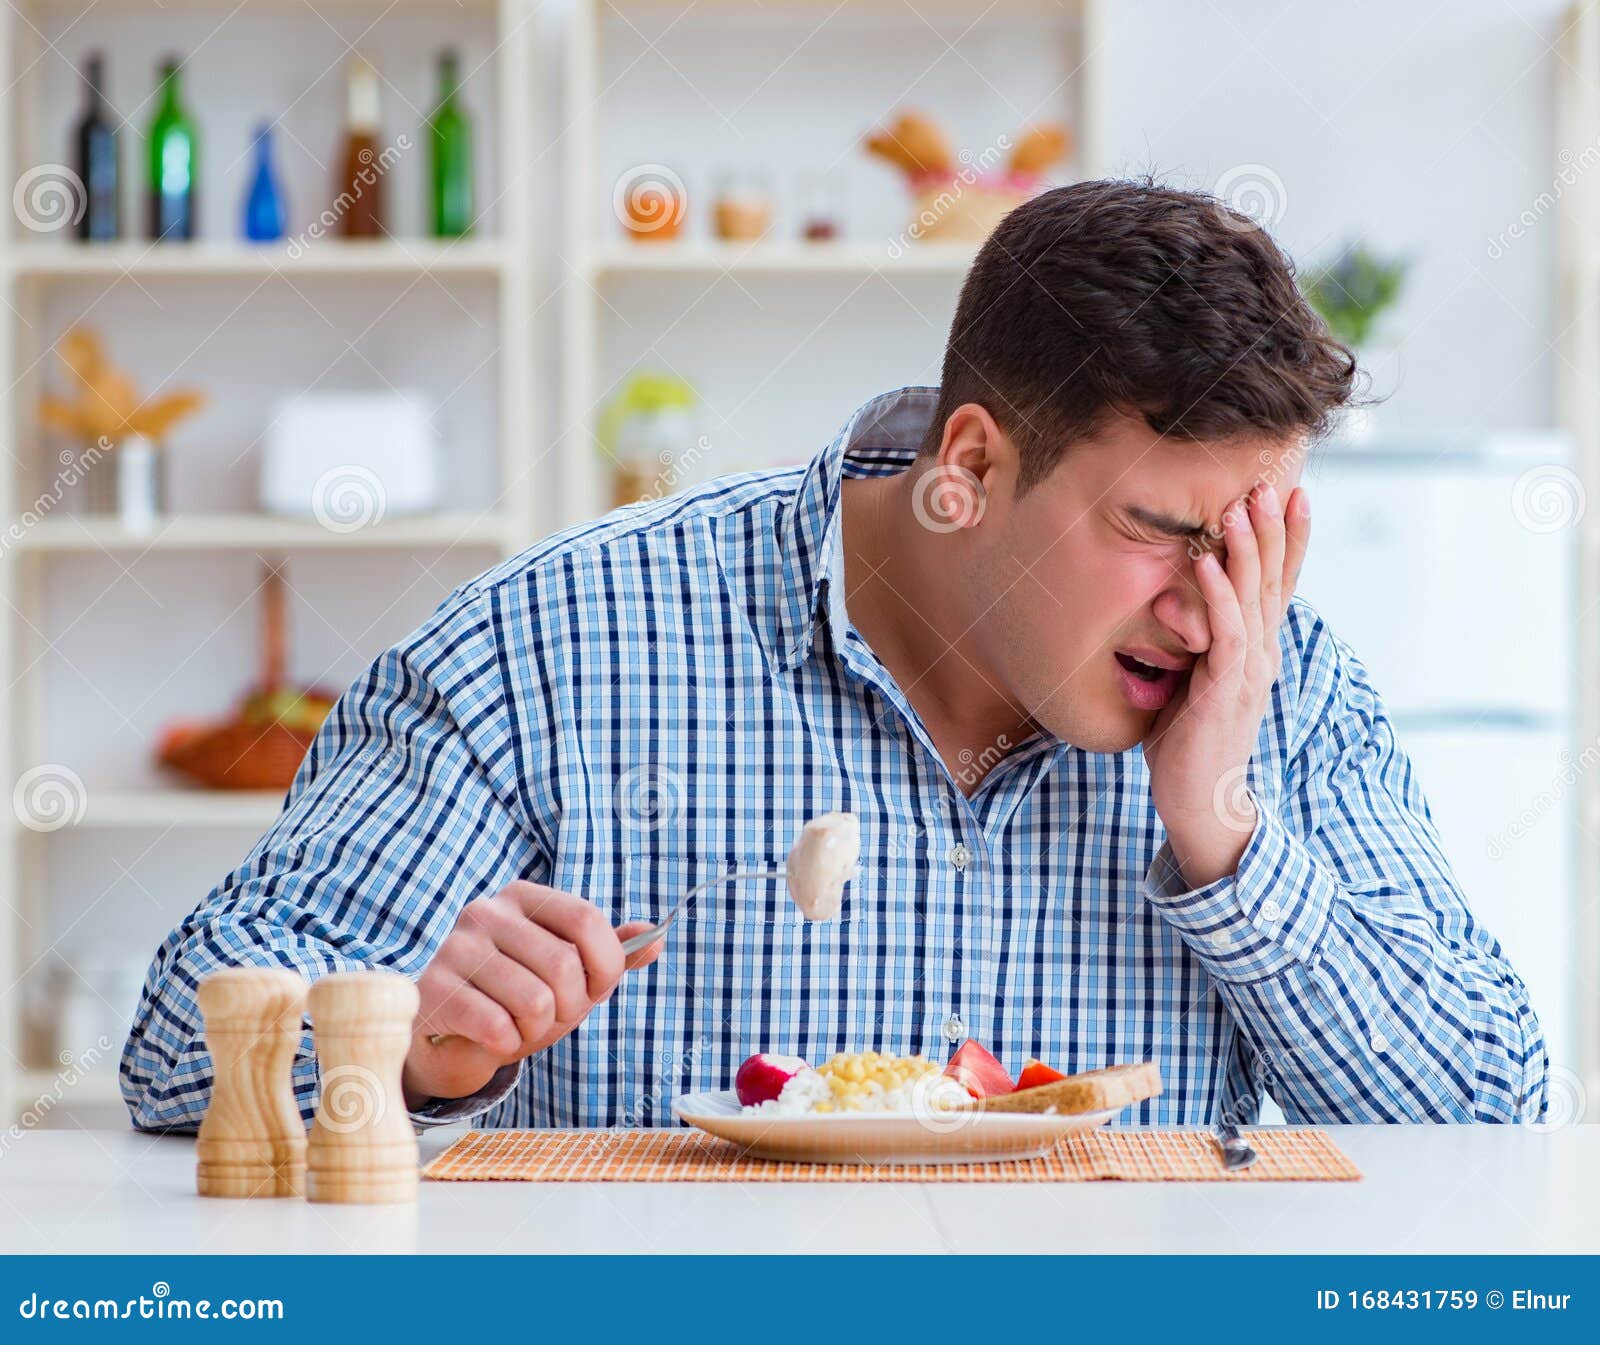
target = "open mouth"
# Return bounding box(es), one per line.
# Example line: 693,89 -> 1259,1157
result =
1115,652 -> 1167,683
1112,650 -> 1187,712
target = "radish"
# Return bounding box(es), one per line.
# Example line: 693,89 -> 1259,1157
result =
735,1053 -> 810,1106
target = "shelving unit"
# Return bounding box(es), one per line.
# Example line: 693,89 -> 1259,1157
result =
15,510 -> 514,552
0,0 -> 537,1120
560,0 -> 1104,527
6,239 -> 510,278
1557,1 -> 1600,1117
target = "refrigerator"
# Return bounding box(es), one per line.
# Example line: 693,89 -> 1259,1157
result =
1296,435 -> 1577,1070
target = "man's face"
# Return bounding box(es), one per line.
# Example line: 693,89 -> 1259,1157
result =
959,411 -> 1306,753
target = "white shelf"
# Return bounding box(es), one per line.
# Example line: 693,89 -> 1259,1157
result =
17,511 -> 512,553
60,788 -> 286,831
7,240 -> 508,281
585,241 -> 980,277
17,1065 -> 123,1106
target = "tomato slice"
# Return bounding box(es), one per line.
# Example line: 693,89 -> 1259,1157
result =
944,1040 -> 1015,1098
1015,1058 -> 1068,1091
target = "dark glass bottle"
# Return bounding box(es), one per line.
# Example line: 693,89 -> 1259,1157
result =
427,49 -> 473,237
148,57 -> 197,241
75,53 -> 119,242
337,56 -> 384,238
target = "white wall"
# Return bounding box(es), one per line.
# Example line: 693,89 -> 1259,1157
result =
21,0 -> 1586,1106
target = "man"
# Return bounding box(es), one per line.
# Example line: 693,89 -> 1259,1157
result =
123,180 -> 1548,1131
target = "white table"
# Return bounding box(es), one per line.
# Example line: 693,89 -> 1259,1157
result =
0,1125 -> 1595,1255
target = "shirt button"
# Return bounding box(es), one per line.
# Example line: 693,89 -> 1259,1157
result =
942,1014 -> 967,1044
949,842 -> 971,872
1259,898 -> 1282,923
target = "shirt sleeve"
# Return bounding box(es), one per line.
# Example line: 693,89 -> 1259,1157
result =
119,584 -> 551,1133
1142,605 -> 1550,1124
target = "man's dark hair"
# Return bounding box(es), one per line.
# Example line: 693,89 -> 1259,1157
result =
922,178 -> 1357,489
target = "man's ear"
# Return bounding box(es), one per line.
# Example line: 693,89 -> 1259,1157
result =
938,402 -> 1013,488
911,402 -> 1012,534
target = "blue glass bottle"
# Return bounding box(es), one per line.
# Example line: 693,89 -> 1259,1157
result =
243,122 -> 286,242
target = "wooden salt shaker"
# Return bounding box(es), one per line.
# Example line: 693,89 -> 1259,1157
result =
306,971 -> 420,1204
195,967 -> 310,1198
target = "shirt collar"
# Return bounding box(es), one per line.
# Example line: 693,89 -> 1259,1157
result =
773,385 -> 937,669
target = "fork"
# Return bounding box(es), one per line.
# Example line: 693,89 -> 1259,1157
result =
618,870 -> 784,954
1214,1120 -> 1258,1171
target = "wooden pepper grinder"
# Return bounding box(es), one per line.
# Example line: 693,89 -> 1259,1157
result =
195,967 -> 310,1198
306,971 -> 420,1204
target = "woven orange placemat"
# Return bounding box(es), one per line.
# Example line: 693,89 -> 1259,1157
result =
423,1127 -> 1360,1183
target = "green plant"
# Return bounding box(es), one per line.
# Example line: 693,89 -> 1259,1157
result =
1302,244 -> 1408,348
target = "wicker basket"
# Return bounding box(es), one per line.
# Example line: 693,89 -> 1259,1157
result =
158,718 -> 318,791
908,176 -> 1034,243
155,562 -> 331,791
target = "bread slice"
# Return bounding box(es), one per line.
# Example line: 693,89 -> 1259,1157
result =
962,1061 -> 1162,1116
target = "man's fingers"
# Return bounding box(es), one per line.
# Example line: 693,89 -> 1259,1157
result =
1281,487 -> 1312,619
420,979 -> 521,1057
1195,550 -> 1246,675
1221,496 -> 1263,650
616,920 -> 666,973
511,884 -> 627,998
461,946 -> 561,1044
1252,484 -> 1286,621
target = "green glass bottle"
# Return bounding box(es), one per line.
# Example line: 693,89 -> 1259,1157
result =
148,57 -> 197,241
427,49 -> 473,237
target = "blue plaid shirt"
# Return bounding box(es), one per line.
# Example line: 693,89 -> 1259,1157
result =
123,386 -> 1548,1130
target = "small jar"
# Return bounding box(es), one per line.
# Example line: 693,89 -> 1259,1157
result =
712,167 -> 772,242
796,173 -> 843,242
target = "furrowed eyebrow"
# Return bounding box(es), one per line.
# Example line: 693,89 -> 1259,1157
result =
1124,505 -> 1209,540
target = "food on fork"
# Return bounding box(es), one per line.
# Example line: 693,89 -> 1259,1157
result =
784,812 -> 860,920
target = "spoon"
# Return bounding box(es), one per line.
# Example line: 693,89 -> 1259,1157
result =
425,813 -> 859,1047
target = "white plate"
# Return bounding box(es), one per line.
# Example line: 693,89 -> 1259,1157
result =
672,1089 -> 1117,1165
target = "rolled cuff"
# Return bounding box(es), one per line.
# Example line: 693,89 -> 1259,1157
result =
1142,795 -> 1336,984
407,1060 -> 522,1129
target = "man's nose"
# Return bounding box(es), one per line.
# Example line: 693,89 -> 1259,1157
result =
1151,571 -> 1213,655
